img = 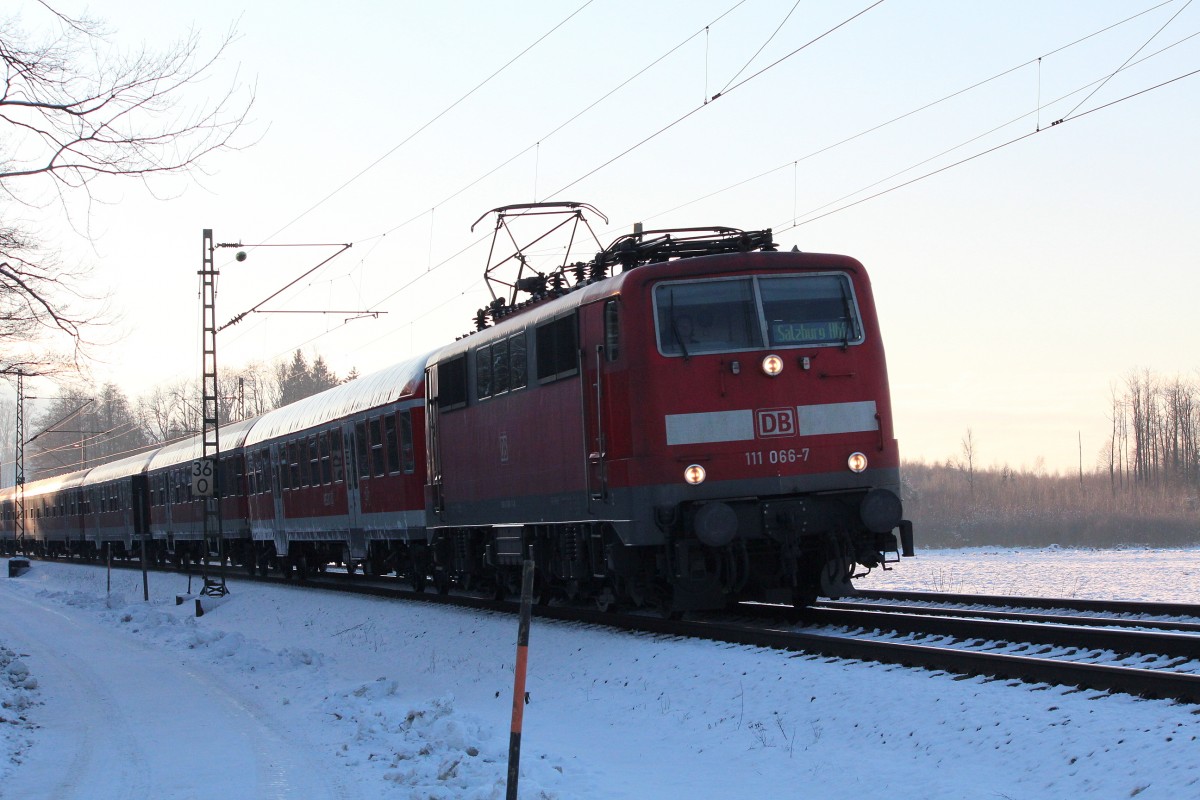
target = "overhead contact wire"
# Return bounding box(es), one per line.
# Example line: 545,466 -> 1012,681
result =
259,0 -> 598,246
546,0 -> 888,200
782,67 -> 1200,231
641,0 -> 1185,225
1062,0 -> 1193,119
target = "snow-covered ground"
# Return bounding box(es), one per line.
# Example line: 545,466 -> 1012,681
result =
1,548 -> 1198,799
856,546 -> 1200,602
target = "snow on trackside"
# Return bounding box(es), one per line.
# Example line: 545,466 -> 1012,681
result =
0,549 -> 1198,799
0,644 -> 38,785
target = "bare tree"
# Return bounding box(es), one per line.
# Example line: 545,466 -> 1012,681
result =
27,381 -> 147,479
134,377 -> 202,444
958,428 -> 976,497
221,361 -> 278,422
0,2 -> 253,376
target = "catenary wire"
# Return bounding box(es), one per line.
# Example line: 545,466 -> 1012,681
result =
217,1 -> 753,354
637,0 -> 1187,226
255,0 -> 598,248
775,32 -> 1200,228
544,0 -> 889,201
776,66 -> 1200,232
1062,0 -> 1193,119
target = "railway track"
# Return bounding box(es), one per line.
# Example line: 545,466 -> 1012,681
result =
18,555 -> 1200,704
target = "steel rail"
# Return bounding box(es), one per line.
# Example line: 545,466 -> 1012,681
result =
795,606 -> 1200,662
817,600 -> 1200,634
855,589 -> 1200,619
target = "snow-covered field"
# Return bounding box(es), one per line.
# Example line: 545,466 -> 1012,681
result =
2,549 -> 1198,799
857,546 -> 1200,603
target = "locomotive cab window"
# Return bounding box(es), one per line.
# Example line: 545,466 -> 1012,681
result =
760,274 -> 860,346
653,273 -> 863,356
434,355 -> 468,411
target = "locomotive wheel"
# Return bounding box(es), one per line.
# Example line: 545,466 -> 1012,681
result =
434,570 -> 451,595
411,571 -> 427,592
594,588 -> 617,613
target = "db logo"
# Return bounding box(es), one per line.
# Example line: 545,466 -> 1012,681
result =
755,408 -> 797,438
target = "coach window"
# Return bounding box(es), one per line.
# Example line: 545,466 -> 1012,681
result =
355,421 -> 370,479
384,414 -> 401,474
260,450 -> 270,493
308,435 -> 320,487
330,430 -> 345,483
604,299 -> 620,362
294,441 -> 308,488
319,432 -> 332,484
370,417 -> 386,478
399,410 -> 415,473
536,314 -> 578,383
289,442 -> 302,490
300,439 -> 312,487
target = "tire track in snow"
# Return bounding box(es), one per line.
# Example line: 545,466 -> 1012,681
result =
0,585 -> 356,800
0,593 -> 152,800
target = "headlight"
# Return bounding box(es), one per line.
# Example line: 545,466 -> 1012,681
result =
762,354 -> 783,377
847,452 -> 868,473
684,464 -> 706,485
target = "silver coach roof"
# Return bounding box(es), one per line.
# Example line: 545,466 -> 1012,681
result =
17,467 -> 92,500
243,354 -> 428,448
80,449 -> 157,487
146,415 -> 261,472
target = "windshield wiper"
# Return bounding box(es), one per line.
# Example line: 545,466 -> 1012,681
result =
836,278 -> 855,351
668,289 -> 690,360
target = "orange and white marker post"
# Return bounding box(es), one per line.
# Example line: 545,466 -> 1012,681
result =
506,559 -> 535,800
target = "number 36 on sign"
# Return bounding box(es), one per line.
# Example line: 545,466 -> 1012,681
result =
191,458 -> 215,497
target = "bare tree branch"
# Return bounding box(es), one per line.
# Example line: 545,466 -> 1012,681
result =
0,2 -> 254,377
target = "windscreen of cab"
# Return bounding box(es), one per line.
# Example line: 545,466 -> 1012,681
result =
653,273 -> 863,356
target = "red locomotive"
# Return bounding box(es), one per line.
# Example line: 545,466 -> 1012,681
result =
2,203 -> 913,613
425,203 -> 913,611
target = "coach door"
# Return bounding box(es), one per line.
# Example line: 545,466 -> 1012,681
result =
425,364 -> 444,515
580,298 -> 617,505
343,421 -> 364,531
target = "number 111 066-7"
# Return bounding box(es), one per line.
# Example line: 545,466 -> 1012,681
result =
745,448 -> 810,466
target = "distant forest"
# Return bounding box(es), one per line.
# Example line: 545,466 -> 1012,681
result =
8,349 -> 349,483
908,369 -> 1199,549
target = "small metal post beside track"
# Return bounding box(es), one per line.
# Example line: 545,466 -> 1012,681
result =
506,558 -> 535,800
140,534 -> 150,602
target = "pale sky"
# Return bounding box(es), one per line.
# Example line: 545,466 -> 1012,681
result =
8,0 -> 1199,475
